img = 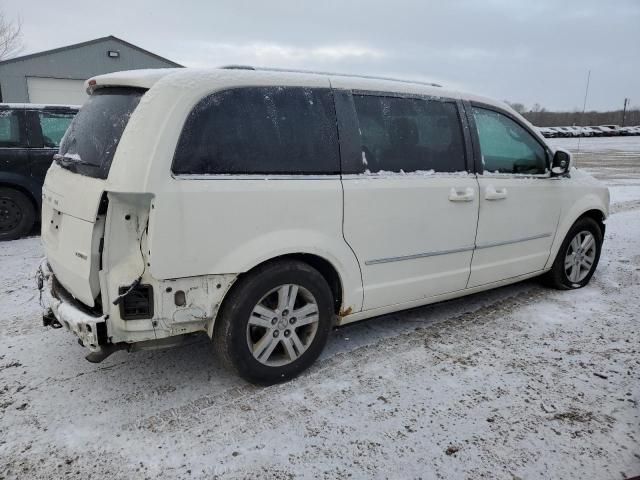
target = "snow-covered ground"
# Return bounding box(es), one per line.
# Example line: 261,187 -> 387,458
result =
549,136 -> 640,187
547,136 -> 640,153
1,137 -> 639,479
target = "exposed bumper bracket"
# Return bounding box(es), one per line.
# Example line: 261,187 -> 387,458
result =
37,260 -> 107,351
42,308 -> 62,328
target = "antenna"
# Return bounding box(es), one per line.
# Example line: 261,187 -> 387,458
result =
577,70 -> 591,159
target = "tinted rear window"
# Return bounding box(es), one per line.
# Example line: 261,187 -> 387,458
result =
172,87 -> 339,175
58,87 -> 144,179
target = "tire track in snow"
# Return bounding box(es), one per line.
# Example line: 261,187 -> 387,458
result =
130,286 -> 549,435
610,199 -> 640,214
128,203 -> 640,435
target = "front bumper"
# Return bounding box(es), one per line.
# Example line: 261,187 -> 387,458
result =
37,259 -> 107,352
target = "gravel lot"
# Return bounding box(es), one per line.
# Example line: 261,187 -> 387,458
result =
1,137 -> 639,479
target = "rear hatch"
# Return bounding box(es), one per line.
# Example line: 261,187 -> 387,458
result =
42,87 -> 145,307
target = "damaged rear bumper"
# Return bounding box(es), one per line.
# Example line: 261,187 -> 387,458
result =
37,259 -> 108,352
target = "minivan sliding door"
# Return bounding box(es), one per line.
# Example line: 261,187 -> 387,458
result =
336,89 -> 479,311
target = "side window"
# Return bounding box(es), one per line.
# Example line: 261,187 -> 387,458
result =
352,95 -> 466,173
472,107 -> 547,175
0,110 -> 23,148
172,87 -> 339,175
38,111 -> 76,148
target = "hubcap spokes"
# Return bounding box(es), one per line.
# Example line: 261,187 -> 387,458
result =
564,230 -> 596,283
247,284 -> 319,366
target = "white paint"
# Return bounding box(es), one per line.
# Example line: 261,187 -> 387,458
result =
469,174 -> 562,287
40,67 -> 609,360
343,174 -> 478,310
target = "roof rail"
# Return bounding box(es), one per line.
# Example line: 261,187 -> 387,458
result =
218,65 -> 442,88
220,65 -> 256,70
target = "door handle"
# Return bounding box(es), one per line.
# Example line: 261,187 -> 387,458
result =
448,187 -> 475,202
485,185 -> 507,200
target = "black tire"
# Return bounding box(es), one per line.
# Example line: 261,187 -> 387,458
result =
213,260 -> 334,385
543,217 -> 603,290
0,187 -> 36,241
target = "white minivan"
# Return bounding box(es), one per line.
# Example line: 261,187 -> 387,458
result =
37,67 -> 609,384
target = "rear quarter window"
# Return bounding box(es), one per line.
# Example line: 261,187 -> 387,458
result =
172,86 -> 340,175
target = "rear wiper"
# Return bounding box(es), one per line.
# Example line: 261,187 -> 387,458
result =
53,153 -> 93,167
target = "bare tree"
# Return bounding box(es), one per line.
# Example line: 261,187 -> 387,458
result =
505,101 -> 526,114
0,12 -> 22,60
530,103 -> 544,113
506,98 -> 640,126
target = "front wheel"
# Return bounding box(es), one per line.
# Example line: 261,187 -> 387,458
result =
543,217 -> 603,290
213,260 -> 334,385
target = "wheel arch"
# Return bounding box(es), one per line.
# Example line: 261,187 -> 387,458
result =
239,253 -> 343,312
545,203 -> 607,270
206,252 -> 349,338
576,208 -> 606,236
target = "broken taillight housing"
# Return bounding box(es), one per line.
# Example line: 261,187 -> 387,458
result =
118,284 -> 154,320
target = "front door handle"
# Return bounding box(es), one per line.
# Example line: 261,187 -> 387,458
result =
485,185 -> 507,200
448,187 -> 475,202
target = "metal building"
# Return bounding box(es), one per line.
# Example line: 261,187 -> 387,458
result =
0,35 -> 181,104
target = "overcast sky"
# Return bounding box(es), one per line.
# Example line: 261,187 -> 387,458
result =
4,0 -> 639,111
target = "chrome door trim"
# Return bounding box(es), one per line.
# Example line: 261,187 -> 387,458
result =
365,245 -> 475,266
475,232 -> 552,250
366,232 -> 553,265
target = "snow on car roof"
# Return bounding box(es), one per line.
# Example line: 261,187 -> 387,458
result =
88,67 -> 508,112
86,68 -> 181,91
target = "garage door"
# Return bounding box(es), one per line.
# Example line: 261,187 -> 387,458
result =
27,77 -> 88,105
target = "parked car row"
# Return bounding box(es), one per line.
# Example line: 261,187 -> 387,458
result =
538,124 -> 640,138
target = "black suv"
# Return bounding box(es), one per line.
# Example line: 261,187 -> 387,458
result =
0,103 -> 78,240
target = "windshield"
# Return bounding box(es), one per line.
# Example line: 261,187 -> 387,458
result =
58,87 -> 145,179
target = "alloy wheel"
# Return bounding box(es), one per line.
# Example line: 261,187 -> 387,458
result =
564,230 -> 597,283
246,284 -> 320,367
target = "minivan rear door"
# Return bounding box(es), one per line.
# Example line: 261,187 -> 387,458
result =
42,167 -> 105,306
41,88 -> 144,307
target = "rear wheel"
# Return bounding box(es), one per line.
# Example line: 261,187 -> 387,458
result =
213,260 -> 334,385
543,217 -> 603,290
0,188 -> 36,241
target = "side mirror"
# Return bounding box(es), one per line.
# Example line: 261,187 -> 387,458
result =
551,149 -> 571,176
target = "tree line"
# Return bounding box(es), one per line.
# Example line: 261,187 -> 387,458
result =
505,102 -> 640,127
